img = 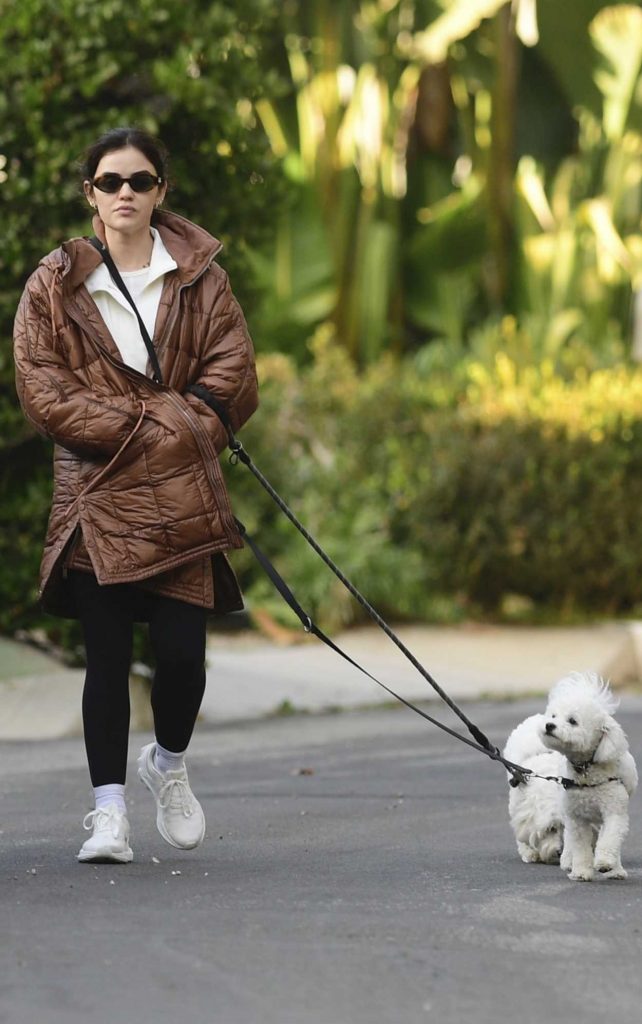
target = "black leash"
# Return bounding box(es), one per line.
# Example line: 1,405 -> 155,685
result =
234,500 -> 624,794
195,403 -> 593,792
187,390 -> 534,782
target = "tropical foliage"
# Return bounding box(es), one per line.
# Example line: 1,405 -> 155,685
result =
253,1 -> 642,364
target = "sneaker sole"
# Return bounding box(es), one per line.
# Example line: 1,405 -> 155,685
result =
137,753 -> 206,851
77,847 -> 133,864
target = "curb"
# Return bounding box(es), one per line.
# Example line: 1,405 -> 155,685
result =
2,621 -> 641,741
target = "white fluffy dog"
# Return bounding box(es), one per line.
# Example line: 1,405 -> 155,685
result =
503,673 -> 637,881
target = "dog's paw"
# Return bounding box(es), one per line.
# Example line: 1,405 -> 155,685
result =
568,868 -> 594,882
595,854 -> 625,876
597,865 -> 628,880
540,848 -> 562,865
519,847 -> 540,863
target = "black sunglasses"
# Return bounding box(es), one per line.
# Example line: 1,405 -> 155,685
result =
91,171 -> 164,194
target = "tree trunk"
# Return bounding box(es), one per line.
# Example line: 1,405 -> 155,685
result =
487,2 -> 519,309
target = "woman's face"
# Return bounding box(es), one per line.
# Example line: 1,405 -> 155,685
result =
83,145 -> 166,237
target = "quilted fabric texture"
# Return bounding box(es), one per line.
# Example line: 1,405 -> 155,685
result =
13,211 -> 258,618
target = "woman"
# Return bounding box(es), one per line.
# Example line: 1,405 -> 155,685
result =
13,127 -> 258,863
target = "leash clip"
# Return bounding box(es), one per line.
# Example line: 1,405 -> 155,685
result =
508,766 -> 532,787
560,776 -> 577,790
229,439 -> 244,466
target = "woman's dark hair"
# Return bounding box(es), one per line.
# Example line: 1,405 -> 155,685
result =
81,127 -> 169,182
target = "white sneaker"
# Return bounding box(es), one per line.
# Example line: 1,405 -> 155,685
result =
137,742 -> 206,850
77,804 -> 133,864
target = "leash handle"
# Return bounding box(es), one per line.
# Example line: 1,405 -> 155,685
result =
88,237 -> 164,384
185,383 -> 235,443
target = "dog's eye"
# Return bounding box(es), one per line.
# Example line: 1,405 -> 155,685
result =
568,716 -> 577,726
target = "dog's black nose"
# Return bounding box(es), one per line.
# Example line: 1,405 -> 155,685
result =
545,722 -> 556,735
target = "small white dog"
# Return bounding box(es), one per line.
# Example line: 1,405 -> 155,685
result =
504,673 -> 637,881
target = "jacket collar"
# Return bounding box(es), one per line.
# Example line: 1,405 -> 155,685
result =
148,210 -> 223,283
51,210 -> 223,293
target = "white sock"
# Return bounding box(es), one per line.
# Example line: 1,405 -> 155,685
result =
154,742 -> 186,774
94,784 -> 127,814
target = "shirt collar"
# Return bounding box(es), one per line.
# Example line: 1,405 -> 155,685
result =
85,227 -> 177,296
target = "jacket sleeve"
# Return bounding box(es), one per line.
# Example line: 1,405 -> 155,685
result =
14,266 -> 148,458
182,269 -> 259,453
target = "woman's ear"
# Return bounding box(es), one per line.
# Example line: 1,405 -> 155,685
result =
83,180 -> 95,208
593,720 -> 626,764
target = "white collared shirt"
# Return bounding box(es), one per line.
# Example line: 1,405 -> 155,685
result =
85,227 -> 178,375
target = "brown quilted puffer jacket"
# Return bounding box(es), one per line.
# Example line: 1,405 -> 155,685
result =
13,210 -> 258,619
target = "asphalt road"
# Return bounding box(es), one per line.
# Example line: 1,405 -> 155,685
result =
2,698 -> 642,1024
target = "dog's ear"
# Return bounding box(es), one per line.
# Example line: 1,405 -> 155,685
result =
593,719 -> 627,764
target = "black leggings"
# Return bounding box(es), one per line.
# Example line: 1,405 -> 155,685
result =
72,572 -> 207,787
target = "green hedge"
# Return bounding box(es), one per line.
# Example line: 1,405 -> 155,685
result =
225,338 -> 642,630
4,337 -> 642,644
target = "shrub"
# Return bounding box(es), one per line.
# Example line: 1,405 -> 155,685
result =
226,337 -> 642,630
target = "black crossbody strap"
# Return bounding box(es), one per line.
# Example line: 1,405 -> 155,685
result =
89,236 -> 164,384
